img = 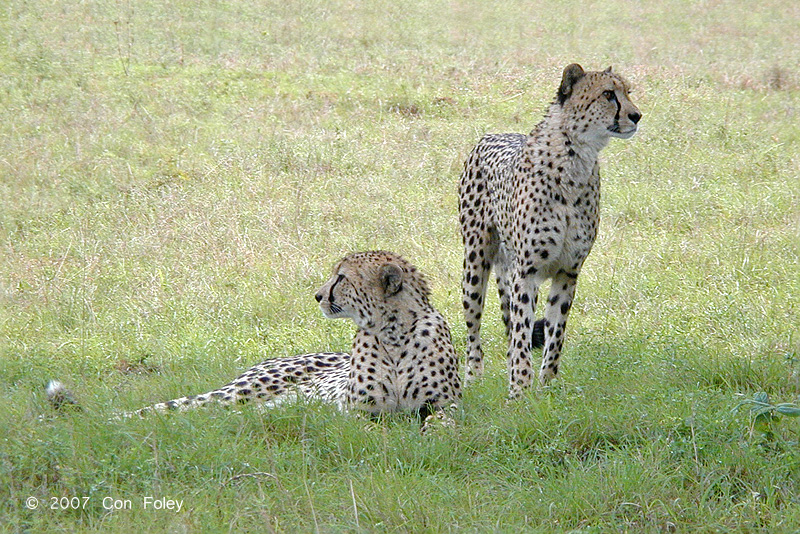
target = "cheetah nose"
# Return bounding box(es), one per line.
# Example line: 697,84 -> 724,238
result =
314,292 -> 323,303
628,111 -> 641,124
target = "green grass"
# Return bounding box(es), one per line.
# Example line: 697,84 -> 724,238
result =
2,0 -> 799,531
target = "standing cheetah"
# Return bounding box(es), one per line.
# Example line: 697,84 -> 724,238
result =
458,64 -> 641,397
48,251 -> 460,427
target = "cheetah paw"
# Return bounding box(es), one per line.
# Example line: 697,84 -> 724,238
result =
420,404 -> 457,435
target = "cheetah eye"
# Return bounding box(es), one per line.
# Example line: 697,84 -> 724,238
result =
603,90 -> 616,101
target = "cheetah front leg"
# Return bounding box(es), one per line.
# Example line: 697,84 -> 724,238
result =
538,270 -> 579,383
497,256 -> 547,350
507,266 -> 540,397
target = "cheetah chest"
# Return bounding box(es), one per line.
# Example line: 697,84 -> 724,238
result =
491,164 -> 600,277
347,323 -> 457,414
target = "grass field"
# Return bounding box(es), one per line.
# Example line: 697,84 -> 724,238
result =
2,0 -> 799,531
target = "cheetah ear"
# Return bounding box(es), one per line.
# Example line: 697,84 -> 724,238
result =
557,63 -> 585,105
380,264 -> 403,297
604,65 -> 613,73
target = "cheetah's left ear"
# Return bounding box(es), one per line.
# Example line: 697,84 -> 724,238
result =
557,63 -> 585,105
380,264 -> 403,297
604,66 -> 613,73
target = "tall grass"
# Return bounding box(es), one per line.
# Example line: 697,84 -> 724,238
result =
1,0 -> 799,531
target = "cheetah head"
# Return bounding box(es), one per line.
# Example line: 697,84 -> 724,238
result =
314,251 -> 430,332
557,63 -> 642,143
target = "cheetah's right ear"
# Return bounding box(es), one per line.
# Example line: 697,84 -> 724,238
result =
557,63 -> 585,105
380,264 -> 403,297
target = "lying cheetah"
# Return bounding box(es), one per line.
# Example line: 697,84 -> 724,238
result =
48,251 -> 461,427
459,64 -> 641,397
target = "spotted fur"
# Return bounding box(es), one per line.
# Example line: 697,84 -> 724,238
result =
458,64 -> 641,396
48,251 -> 461,427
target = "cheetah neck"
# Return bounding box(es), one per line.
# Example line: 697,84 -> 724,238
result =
374,303 -> 423,347
533,103 -> 608,172
361,287 -> 429,348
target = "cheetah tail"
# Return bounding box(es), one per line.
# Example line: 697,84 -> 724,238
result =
45,380 -> 82,412
532,319 -> 545,349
